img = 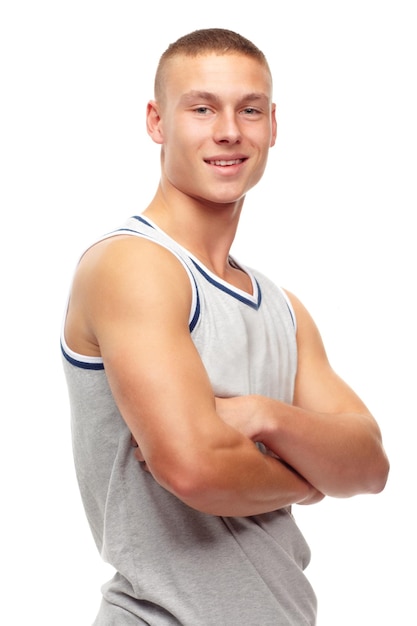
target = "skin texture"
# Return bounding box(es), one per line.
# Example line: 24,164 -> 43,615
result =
64,52 -> 389,516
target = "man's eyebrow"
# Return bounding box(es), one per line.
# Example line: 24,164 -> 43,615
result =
240,92 -> 270,103
180,91 -> 221,105
180,91 -> 269,105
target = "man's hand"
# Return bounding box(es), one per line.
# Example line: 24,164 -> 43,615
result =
215,395 -> 262,440
215,396 -> 325,506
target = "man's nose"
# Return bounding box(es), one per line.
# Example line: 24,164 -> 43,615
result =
213,112 -> 242,144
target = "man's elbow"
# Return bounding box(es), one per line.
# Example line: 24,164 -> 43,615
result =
367,452 -> 390,494
331,452 -> 390,498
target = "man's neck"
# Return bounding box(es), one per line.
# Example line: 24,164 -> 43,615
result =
143,184 -> 245,279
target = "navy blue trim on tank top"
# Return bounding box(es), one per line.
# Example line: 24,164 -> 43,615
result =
191,260 -> 262,310
131,214 -> 259,314
131,216 -> 201,331
132,216 -> 260,307
133,215 -> 155,228
188,274 -> 200,332
61,342 -> 105,370
286,304 -> 295,328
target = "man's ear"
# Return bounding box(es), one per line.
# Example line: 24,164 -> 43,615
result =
146,100 -> 164,144
270,104 -> 277,148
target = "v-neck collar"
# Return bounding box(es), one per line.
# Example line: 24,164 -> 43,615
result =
132,215 -> 261,310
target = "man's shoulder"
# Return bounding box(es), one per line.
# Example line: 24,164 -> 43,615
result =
79,231 -> 182,275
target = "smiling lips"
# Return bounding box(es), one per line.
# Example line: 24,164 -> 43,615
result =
206,158 -> 245,166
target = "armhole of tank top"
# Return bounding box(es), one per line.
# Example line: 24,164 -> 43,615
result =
278,286 -> 297,333
175,258 -> 200,331
123,230 -> 200,330
59,287 -> 103,369
118,232 -> 200,330
61,227 -> 200,352
60,332 -> 105,368
111,223 -> 201,328
60,251 -> 199,369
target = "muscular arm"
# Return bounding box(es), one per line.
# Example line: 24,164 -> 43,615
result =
65,237 -> 322,516
215,291 -> 390,498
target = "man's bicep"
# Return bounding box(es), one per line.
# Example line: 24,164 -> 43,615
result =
91,243 -> 218,474
103,318 -> 216,447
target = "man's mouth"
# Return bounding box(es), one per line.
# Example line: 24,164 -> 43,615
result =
207,159 -> 245,166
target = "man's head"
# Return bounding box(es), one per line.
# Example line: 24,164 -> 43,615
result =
148,29 -> 276,206
154,28 -> 272,105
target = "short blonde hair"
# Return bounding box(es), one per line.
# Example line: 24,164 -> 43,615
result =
154,28 -> 271,102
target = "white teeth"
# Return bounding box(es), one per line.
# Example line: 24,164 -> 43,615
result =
210,159 -> 243,166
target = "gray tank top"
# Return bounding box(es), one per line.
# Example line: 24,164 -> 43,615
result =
61,215 -> 316,625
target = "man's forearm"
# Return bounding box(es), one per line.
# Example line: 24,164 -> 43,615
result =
135,430 -> 323,516
215,395 -> 388,498
253,397 -> 388,497
166,446 -> 323,516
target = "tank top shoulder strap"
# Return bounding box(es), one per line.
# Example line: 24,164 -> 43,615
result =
100,215 -> 200,331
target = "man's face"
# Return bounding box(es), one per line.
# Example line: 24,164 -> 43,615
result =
150,53 -> 277,207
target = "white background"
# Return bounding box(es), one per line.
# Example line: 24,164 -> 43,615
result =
1,1 -> 416,624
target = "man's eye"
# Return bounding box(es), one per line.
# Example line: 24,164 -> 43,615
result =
242,108 -> 260,115
194,107 -> 210,114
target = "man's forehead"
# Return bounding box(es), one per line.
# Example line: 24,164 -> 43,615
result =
166,51 -> 268,71
163,53 -> 272,95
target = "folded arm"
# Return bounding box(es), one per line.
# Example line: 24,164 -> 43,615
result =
65,237 -> 323,516
215,291 -> 390,498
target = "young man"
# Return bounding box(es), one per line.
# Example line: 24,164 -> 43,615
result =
62,28 -> 389,625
